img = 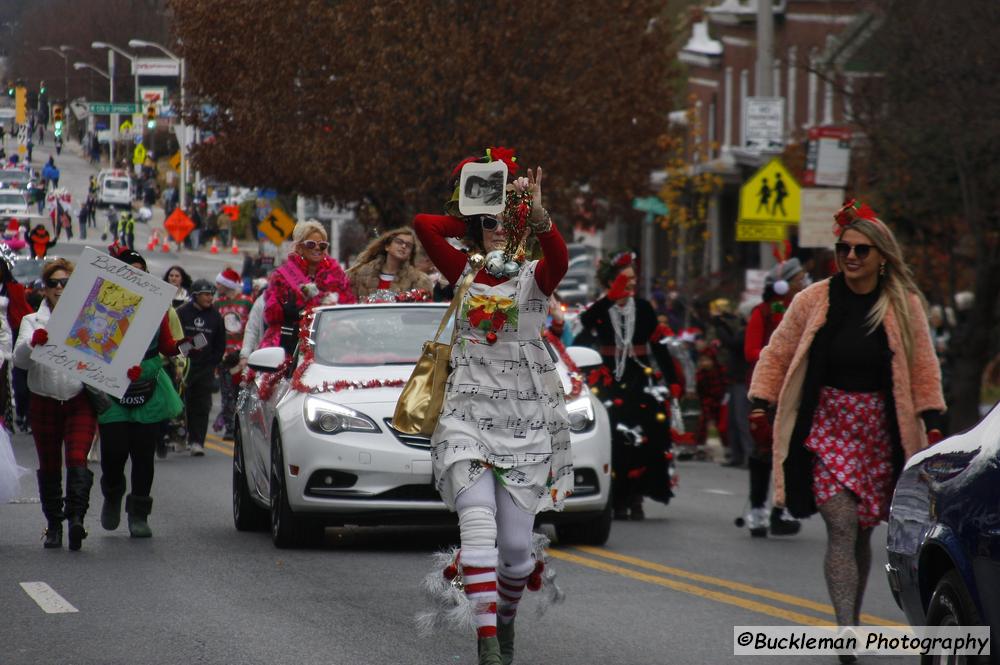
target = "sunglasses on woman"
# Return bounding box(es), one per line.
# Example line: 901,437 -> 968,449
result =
45,277 -> 69,288
302,240 -> 329,251
477,215 -> 500,231
834,242 -> 875,260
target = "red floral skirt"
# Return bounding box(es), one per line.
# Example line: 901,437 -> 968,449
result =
803,386 -> 893,528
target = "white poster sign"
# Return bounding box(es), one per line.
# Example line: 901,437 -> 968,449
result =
30,247 -> 175,398
458,161 -> 508,216
799,188 -> 845,249
743,97 -> 785,152
132,58 -> 180,77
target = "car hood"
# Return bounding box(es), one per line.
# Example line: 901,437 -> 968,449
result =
904,402 -> 1000,488
295,363 -> 414,406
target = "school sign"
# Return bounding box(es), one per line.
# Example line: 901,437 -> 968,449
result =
737,158 -> 802,242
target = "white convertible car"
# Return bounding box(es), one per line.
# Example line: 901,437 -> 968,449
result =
235,302 -> 612,548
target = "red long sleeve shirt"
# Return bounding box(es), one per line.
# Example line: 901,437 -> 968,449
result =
413,214 -> 568,296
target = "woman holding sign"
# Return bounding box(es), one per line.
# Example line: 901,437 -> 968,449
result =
13,258 -> 97,551
95,248 -> 184,539
413,149 -> 569,665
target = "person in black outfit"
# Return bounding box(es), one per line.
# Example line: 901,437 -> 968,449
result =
707,299 -> 752,467
176,279 -> 225,456
578,251 -> 679,520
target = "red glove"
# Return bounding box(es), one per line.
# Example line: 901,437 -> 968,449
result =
927,429 -> 944,445
749,410 -> 773,454
31,328 -> 48,347
606,272 -> 633,301
127,365 -> 142,381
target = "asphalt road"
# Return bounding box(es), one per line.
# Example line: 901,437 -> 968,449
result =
0,421 -> 914,665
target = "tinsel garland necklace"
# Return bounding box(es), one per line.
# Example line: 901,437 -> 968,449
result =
483,187 -> 533,279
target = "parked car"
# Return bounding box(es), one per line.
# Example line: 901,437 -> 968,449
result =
236,302 -> 612,549
0,167 -> 32,192
0,188 -> 30,218
886,403 -> 999,660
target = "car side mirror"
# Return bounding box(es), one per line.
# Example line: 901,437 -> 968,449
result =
247,346 -> 286,372
566,345 -> 602,369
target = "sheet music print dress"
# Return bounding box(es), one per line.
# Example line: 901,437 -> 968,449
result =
431,259 -> 573,514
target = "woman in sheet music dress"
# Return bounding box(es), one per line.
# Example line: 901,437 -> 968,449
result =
414,161 -> 570,665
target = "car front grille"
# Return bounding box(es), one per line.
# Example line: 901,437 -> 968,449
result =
383,419 -> 431,450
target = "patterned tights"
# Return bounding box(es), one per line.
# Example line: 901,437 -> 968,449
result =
818,491 -> 873,627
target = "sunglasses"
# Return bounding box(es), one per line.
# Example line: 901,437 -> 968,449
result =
45,277 -> 69,288
301,240 -> 329,251
835,242 -> 875,260
478,215 -> 500,231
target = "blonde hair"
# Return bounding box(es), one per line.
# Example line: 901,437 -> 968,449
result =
836,218 -> 924,359
292,219 -> 327,244
352,227 -> 417,268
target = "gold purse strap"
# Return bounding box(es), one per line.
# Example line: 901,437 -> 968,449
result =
432,255 -> 484,344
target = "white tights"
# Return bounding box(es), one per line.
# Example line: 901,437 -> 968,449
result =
455,471 -> 537,578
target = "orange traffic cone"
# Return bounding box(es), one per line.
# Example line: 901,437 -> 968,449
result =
230,236 -> 239,254
146,229 -> 160,251
161,240 -> 171,253
210,238 -> 219,254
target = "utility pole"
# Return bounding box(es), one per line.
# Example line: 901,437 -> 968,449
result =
756,0 -> 776,270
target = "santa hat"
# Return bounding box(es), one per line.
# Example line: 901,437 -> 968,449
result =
216,267 -> 241,291
6,220 -> 19,233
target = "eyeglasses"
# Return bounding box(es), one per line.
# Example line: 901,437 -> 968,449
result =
45,277 -> 69,288
301,240 -> 329,251
391,237 -> 414,250
835,242 -> 875,260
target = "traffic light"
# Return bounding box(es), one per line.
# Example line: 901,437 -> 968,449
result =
6,82 -> 12,97
40,81 -> 46,95
146,104 -> 157,129
53,105 -> 64,137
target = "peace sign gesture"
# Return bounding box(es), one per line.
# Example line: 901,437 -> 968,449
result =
513,166 -> 546,223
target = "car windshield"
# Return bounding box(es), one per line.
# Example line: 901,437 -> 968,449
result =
0,193 -> 25,204
311,305 -> 453,366
105,180 -> 129,190
11,260 -> 45,282
0,171 -> 28,185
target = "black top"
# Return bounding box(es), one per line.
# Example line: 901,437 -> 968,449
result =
176,301 -> 226,381
824,284 -> 887,392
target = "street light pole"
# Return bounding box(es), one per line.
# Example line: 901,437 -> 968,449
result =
39,46 -> 68,102
73,61 -> 112,166
129,39 -> 186,209
92,42 -> 139,128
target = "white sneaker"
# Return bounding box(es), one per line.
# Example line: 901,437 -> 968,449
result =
746,507 -> 769,538
189,443 -> 205,457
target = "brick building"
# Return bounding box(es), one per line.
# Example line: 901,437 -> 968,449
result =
675,0 -> 878,288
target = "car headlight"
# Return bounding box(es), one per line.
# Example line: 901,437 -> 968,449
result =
303,396 -> 380,435
566,395 -> 596,433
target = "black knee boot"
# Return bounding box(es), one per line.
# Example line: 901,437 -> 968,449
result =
36,470 -> 63,548
65,467 -> 94,551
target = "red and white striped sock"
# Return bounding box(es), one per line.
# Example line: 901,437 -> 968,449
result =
496,570 -> 530,625
462,547 -> 498,638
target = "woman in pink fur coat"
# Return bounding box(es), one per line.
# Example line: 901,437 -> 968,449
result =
748,201 -> 944,652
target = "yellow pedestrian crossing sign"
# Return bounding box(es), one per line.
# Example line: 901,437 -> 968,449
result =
259,207 -> 296,245
132,143 -> 147,166
739,158 -> 801,224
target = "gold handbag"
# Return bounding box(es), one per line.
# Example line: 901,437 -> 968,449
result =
392,262 -> 480,436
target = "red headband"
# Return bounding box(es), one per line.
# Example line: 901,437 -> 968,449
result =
833,198 -> 890,238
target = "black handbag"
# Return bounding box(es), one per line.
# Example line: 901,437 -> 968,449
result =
117,379 -> 157,408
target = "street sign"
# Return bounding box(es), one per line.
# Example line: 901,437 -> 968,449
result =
736,221 -> 786,243
89,102 -> 141,114
169,152 -> 181,172
743,97 -> 785,152
132,58 -> 180,77
738,158 -> 801,224
164,209 -> 195,243
631,196 -> 669,216
798,188 -> 844,249
120,119 -> 133,133
259,208 -> 296,245
803,126 -> 852,188
133,143 -> 147,166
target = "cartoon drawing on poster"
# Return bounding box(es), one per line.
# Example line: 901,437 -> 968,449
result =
66,278 -> 144,364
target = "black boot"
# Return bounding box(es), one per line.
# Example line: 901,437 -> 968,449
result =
64,467 -> 94,551
36,470 -> 64,549
100,475 -> 125,531
769,507 -> 801,536
629,496 -> 645,521
125,495 -> 153,538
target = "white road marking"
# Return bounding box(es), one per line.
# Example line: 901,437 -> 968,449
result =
19,582 -> 79,614
702,489 -> 734,495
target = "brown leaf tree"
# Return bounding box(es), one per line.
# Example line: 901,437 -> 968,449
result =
169,0 -> 681,229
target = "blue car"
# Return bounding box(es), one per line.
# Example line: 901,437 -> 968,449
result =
886,403 -> 999,662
